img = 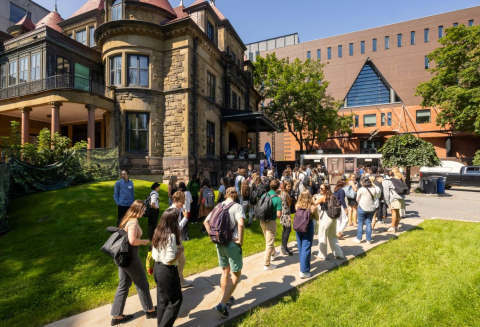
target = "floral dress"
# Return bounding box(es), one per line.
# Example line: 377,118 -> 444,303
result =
280,193 -> 292,227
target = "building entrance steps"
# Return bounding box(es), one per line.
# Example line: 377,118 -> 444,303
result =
44,218 -> 424,327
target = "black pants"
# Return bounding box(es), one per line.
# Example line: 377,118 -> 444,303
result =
190,196 -> 199,223
281,225 -> 292,250
117,205 -> 130,227
148,208 -> 160,241
154,262 -> 183,327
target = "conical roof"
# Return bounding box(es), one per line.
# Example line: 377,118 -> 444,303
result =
130,0 -> 176,16
15,14 -> 36,31
35,11 -> 63,33
68,0 -> 104,19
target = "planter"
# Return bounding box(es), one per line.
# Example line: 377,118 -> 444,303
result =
226,155 -> 235,160
248,154 -> 257,159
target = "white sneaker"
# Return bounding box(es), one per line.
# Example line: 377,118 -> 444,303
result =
271,251 -> 280,261
315,252 -> 326,260
263,264 -> 277,271
352,238 -> 362,244
180,280 -> 193,288
366,240 -> 372,244
299,272 -> 311,279
387,227 -> 396,232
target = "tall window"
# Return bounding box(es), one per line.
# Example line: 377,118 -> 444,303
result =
76,29 -> 86,45
397,34 -> 403,47
453,22 -> 458,27
338,45 -> 342,58
112,0 -> 122,20
31,53 -> 40,80
416,109 -> 431,124
57,56 -> 70,75
354,115 -> 359,128
381,113 -> 386,126
232,92 -> 238,109
364,114 -> 377,127
410,31 -> 415,45
349,43 -> 353,56
424,28 -> 429,42
207,71 -> 215,100
317,49 -> 321,61
387,112 -> 392,126
425,56 -> 430,69
19,57 -> 28,83
469,20 -> 474,27
206,121 -> 215,156
89,27 -> 95,47
438,25 -> 444,38
327,47 -> 331,60
372,38 -> 377,52
0,64 -> 6,88
110,56 -> 122,86
128,55 -> 149,86
361,41 -> 365,54
207,20 -> 215,43
126,113 -> 149,151
385,36 -> 390,49
9,60 -> 17,86
306,51 -> 311,60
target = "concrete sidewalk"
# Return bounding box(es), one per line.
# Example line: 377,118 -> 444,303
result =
45,218 -> 424,327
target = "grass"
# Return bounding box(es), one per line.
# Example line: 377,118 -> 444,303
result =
231,220 -> 480,327
0,180 -> 295,327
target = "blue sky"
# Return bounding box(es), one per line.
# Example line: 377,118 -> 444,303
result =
35,0 -> 479,44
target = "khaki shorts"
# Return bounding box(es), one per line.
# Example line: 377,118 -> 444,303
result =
391,198 -> 405,210
216,241 -> 243,272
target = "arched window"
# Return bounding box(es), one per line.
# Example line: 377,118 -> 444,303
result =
112,0 -> 122,21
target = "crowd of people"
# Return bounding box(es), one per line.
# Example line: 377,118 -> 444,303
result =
110,164 -> 409,326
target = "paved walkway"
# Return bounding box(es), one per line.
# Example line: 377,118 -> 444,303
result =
45,218 -> 424,327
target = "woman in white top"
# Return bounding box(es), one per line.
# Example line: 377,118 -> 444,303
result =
152,208 -> 184,327
353,176 -> 377,244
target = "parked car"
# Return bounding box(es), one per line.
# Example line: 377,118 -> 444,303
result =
420,161 -> 480,188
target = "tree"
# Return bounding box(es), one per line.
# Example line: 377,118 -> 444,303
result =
0,121 -> 22,160
416,25 -> 480,134
254,53 -> 353,155
473,150 -> 480,166
379,134 -> 441,187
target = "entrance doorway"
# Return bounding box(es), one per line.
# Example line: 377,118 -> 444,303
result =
228,132 -> 238,151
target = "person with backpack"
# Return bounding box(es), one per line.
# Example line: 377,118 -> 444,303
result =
168,176 -> 178,206
280,181 -> 294,256
368,175 -> 383,233
310,169 -> 320,195
256,179 -> 282,271
353,176 -> 378,244
293,190 -> 317,278
384,171 -> 407,232
313,184 -> 344,260
235,169 -> 246,203
246,175 -> 261,227
203,187 -> 245,318
346,173 -> 359,227
375,174 -> 388,224
240,179 -> 253,226
298,166 -> 310,193
147,182 -> 161,242
113,170 -> 135,227
217,177 -> 227,204
333,180 -> 348,240
151,208 -> 184,327
199,179 -> 215,232
111,200 -> 156,326
178,182 -> 193,228
187,173 -> 201,223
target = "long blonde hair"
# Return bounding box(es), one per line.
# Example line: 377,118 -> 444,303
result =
169,176 -> 178,187
393,171 -> 404,180
119,200 -> 145,229
296,190 -> 313,209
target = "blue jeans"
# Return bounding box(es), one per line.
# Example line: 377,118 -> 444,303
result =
357,206 -> 374,241
296,220 -> 314,273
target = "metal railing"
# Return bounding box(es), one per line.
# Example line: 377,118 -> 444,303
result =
0,75 -> 114,100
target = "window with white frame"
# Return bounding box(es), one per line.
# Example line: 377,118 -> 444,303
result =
89,27 -> 95,47
110,55 -> 122,86
9,60 -> 17,85
0,64 -> 6,88
363,114 -> 377,127
112,0 -> 122,21
76,29 -> 87,45
19,57 -> 28,83
128,55 -> 149,87
31,53 -> 40,80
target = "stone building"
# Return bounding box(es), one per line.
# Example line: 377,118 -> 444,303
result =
0,0 -> 276,183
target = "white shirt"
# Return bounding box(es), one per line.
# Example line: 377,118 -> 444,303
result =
169,204 -> 188,230
150,190 -> 159,208
235,175 -> 245,192
152,234 -> 178,266
205,199 -> 245,241
356,187 -> 377,212
184,191 -> 193,213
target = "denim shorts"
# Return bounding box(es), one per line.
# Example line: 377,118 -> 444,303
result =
216,241 -> 243,272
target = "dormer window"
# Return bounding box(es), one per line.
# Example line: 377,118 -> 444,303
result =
112,0 -> 122,21
207,20 -> 215,43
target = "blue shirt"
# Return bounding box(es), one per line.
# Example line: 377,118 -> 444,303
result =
114,179 -> 134,206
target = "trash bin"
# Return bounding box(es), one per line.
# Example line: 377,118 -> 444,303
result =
421,177 -> 438,194
435,176 -> 447,194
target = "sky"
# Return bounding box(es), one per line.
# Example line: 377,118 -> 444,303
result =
34,0 -> 479,44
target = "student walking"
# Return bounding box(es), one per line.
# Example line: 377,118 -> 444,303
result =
314,185 -> 344,260
204,187 -> 245,318
217,177 -> 227,204
111,200 -> 156,326
113,170 -> 134,227
178,182 -> 192,241
384,171 -> 407,232
280,181 -> 293,256
346,173 -> 359,227
235,169 -> 247,203
187,173 -> 201,223
293,190 -> 317,278
241,180 -> 254,225
333,180 -> 348,240
168,176 -> 178,206
199,179 -> 215,232
152,208 -> 184,327
353,176 -> 377,244
147,182 -> 161,241
368,175 -> 382,233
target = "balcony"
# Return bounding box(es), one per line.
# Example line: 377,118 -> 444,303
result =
0,75 -> 114,100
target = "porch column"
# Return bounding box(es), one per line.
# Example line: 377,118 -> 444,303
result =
49,101 -> 62,135
86,105 -> 97,149
19,107 -> 32,145
256,119 -> 260,157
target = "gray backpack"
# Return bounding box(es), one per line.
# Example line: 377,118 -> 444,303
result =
203,188 -> 215,208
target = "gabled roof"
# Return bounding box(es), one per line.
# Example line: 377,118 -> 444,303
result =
211,3 -> 226,20
68,0 -> 104,19
129,0 -> 176,16
15,14 -> 36,31
35,11 -> 63,33
189,0 -> 206,6
169,5 -> 189,22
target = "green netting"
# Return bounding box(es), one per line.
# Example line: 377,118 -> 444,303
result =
0,162 -> 11,235
8,147 -> 119,199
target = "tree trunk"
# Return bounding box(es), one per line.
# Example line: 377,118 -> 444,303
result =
405,166 -> 411,189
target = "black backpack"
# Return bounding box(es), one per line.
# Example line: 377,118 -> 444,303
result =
143,192 -> 153,217
301,173 -> 310,188
255,193 -> 278,221
250,184 -> 259,206
391,178 -> 409,195
326,195 -> 342,219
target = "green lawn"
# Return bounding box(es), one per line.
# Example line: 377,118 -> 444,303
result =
0,180 -> 295,327
231,220 -> 480,327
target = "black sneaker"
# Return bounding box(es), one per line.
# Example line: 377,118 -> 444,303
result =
226,296 -> 236,308
146,309 -> 157,319
111,314 -> 134,326
214,304 -> 229,318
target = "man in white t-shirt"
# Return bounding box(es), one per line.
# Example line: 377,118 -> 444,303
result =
235,168 -> 246,203
204,187 -> 245,318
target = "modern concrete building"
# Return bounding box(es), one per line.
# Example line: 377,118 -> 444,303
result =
245,32 -> 299,62
0,0 -> 276,183
258,6 -> 480,165
0,0 -> 50,33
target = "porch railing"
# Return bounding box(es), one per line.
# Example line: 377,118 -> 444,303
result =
0,75 -> 114,100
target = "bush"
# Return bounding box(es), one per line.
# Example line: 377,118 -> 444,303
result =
473,150 -> 480,166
